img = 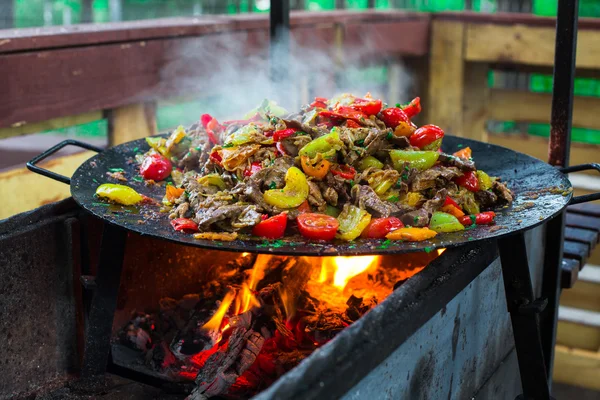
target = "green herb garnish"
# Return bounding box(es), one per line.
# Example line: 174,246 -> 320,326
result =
108,168 -> 125,173
356,139 -> 365,146
269,181 -> 277,190
133,176 -> 143,182
133,147 -> 139,152
349,180 -> 355,187
388,195 -> 399,203
386,132 -> 393,140
424,246 -> 432,253
222,143 -> 234,148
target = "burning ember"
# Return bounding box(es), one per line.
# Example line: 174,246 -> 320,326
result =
115,251 -> 441,399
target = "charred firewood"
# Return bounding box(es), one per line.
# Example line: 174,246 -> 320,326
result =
345,295 -> 377,322
116,312 -> 154,352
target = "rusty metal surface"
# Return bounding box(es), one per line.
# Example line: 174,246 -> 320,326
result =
67,135 -> 572,256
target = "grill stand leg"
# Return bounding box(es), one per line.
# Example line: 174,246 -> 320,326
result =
498,233 -> 553,400
81,224 -> 127,377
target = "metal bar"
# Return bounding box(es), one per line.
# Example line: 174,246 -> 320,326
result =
269,0 -> 290,86
81,223 -> 127,377
498,233 -> 551,399
548,0 -> 579,167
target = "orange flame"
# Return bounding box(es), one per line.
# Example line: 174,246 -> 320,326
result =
234,283 -> 261,315
317,256 -> 380,290
437,248 -> 446,256
202,291 -> 235,331
278,286 -> 295,320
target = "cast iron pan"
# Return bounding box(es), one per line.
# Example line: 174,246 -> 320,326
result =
28,135 -> 599,256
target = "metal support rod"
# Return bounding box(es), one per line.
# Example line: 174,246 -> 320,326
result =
81,224 -> 127,377
498,233 -> 551,400
548,0 -> 579,167
269,0 -> 290,86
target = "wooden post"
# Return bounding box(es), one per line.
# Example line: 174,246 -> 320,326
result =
106,103 -> 157,147
428,21 -> 465,136
463,62 -> 489,141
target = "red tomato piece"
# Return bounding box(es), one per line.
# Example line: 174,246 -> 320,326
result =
140,154 -> 172,181
273,128 -> 297,142
310,97 -> 328,108
455,171 -> 480,192
330,164 -> 356,180
459,211 -> 496,226
297,213 -> 339,241
200,114 -> 213,128
361,217 -> 404,239
379,107 -> 410,128
409,125 -> 445,149
252,213 -> 288,239
351,98 -> 383,116
297,200 -> 311,214
244,161 -> 262,177
345,120 -> 361,128
171,218 -> 199,232
402,97 -> 422,118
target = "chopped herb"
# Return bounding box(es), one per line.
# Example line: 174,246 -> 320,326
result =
92,178 -> 99,183
272,240 -> 285,248
222,143 -> 234,148
404,165 -> 409,171
468,237 -> 475,241
378,239 -> 392,249
395,103 -> 401,108
401,174 -> 408,180
349,180 -> 355,187
356,139 -> 365,146
424,246 -> 432,253
388,195 -> 399,203
348,244 -> 356,249
216,242 -> 223,246
413,216 -> 419,224
108,168 -> 125,173
395,178 -> 403,188
269,181 -> 277,190
470,215 -> 477,224
184,190 -> 190,198
195,146 -> 202,151
457,144 -> 463,148
92,202 -> 110,207
297,131 -> 306,136
133,147 -> 139,152
386,132 -> 393,140
133,176 -> 143,183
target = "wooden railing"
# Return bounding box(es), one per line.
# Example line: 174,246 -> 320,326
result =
1,9 -> 600,393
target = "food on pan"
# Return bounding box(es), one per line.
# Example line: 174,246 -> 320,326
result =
95,94 -> 513,242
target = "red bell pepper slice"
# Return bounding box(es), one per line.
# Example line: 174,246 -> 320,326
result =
345,120 -> 361,128
297,213 -> 339,241
171,218 -> 199,232
275,142 -> 288,156
455,171 -> 480,192
222,113 -> 262,126
443,196 -> 461,209
409,125 -> 445,149
310,97 -> 328,109
209,150 -> 222,165
402,97 -> 422,118
244,161 -> 262,177
319,106 -> 368,125
273,128 -> 297,142
351,98 -> 383,116
200,113 -> 223,145
379,107 -> 410,128
331,164 -> 356,180
252,213 -> 288,239
459,211 -> 496,226
360,217 -> 404,239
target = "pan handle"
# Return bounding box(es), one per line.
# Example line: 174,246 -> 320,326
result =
26,139 -> 104,185
560,163 -> 600,205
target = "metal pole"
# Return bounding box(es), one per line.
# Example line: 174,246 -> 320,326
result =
269,1 -> 290,89
548,0 -> 579,167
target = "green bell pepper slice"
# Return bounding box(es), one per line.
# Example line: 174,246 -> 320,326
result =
461,191 -> 481,215
298,129 -> 344,159
263,167 -> 309,208
429,211 -> 465,233
476,170 -> 493,191
325,205 -> 341,217
357,155 -> 384,171
197,174 -> 226,190
336,205 -> 372,241
390,150 -> 439,172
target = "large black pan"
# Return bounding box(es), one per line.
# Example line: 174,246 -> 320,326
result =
28,135 -> 599,256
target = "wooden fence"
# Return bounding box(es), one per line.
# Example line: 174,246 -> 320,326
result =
1,10 -> 600,391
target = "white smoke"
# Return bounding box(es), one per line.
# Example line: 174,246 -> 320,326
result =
157,24 -> 414,120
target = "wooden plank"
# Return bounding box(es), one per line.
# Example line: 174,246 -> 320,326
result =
344,19 -> 430,57
566,214 -> 600,233
427,21 -> 465,136
487,133 -> 600,172
488,89 -> 600,131
0,152 -> 94,220
557,320 -> 600,352
565,227 -> 599,246
563,241 -> 591,263
561,279 -> 600,314
107,103 -> 157,146
465,23 -> 600,69
462,62 -> 489,141
569,204 -> 600,219
0,111 -> 102,140
554,345 -> 600,391
561,259 -> 580,289
435,11 -> 600,30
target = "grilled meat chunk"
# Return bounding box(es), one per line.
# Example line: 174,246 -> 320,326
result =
475,190 -> 499,209
307,181 -> 327,211
322,186 -> 339,207
324,173 -> 351,204
351,184 -> 411,218
195,204 -> 250,231
438,153 -> 476,171
400,208 -> 429,227
411,166 -> 461,192
422,188 -> 447,214
231,206 -> 263,230
492,180 -> 513,204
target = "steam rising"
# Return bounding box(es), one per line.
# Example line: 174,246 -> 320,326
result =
159,26 -> 414,120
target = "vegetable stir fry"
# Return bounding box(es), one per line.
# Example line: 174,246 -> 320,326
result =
96,94 -> 513,242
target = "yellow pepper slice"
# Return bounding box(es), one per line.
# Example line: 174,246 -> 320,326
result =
373,179 -> 394,195
393,121 -> 416,137
165,184 -> 185,203
263,167 -> 309,208
336,205 -> 372,241
476,170 -> 493,191
165,125 -> 187,152
145,137 -> 168,156
194,232 -> 238,241
357,156 -> 384,171
403,192 -> 424,207
300,155 -> 331,180
95,183 -> 143,206
198,174 -> 226,190
386,227 -> 437,241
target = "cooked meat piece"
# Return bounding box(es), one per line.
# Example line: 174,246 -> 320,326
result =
422,188 -> 447,214
231,206 -> 263,229
364,129 -> 392,156
411,166 -> 461,192
322,186 -> 339,206
475,190 -> 498,209
365,169 -> 400,188
177,148 -> 201,171
438,153 -> 476,171
292,134 -> 312,151
195,205 -> 249,231
196,141 -> 212,167
389,135 -> 410,148
307,181 -> 327,212
279,135 -> 306,157
492,180 -> 513,204
169,202 -> 190,219
351,184 -> 399,218
243,172 -> 273,212
325,173 -> 351,204
263,156 -> 294,190
251,147 -> 277,166
400,208 -> 429,227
